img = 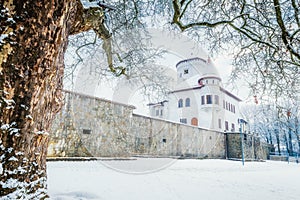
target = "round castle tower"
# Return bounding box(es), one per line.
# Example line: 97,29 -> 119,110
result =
149,57 -> 241,132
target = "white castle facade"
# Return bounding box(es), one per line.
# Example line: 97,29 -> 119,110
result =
148,57 -> 242,132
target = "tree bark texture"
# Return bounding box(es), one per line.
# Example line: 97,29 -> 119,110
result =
0,0 -> 98,198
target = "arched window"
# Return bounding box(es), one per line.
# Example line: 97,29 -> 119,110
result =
191,117 -> 198,126
178,99 -> 183,108
185,98 -> 190,107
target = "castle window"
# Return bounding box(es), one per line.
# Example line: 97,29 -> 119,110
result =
83,129 -> 91,134
162,138 -> 167,143
160,110 -> 163,116
178,99 -> 183,108
223,100 -> 225,109
184,69 -> 189,74
156,110 -> 159,116
225,121 -> 229,131
201,96 -> 205,105
185,98 -> 190,107
231,123 -> 235,132
218,119 -> 222,129
206,95 -> 212,104
215,95 -> 219,105
180,118 -> 187,124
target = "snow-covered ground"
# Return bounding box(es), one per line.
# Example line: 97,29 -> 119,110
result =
47,158 -> 300,200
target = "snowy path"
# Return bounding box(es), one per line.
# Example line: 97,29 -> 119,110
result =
47,159 -> 300,200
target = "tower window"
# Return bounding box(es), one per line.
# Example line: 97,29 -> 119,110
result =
215,95 -> 219,105
184,69 -> 189,74
178,99 -> 183,108
206,95 -> 212,104
185,98 -> 190,107
201,96 -> 205,105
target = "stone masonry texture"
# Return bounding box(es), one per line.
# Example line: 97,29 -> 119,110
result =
48,91 -> 271,160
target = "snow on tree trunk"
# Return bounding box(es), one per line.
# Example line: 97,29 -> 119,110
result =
0,0 -> 86,198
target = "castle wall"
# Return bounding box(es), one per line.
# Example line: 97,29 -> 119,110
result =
130,114 -> 225,158
48,91 -> 270,160
48,90 -> 135,157
226,133 -> 272,160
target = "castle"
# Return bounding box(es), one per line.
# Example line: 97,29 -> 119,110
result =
148,57 -> 242,132
48,56 -> 271,160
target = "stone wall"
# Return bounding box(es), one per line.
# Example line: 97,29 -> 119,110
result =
226,133 -> 273,160
130,114 -> 225,158
48,90 -> 136,157
48,91 -> 270,160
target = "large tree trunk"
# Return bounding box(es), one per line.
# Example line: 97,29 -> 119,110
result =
0,0 -> 92,198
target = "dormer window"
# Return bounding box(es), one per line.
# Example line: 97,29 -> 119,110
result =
184,69 -> 189,74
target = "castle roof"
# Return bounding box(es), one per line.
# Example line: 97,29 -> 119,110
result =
176,57 -> 220,78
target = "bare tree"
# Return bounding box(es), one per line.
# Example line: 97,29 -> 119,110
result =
241,97 -> 300,156
64,0 -> 172,100
170,0 -> 300,99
